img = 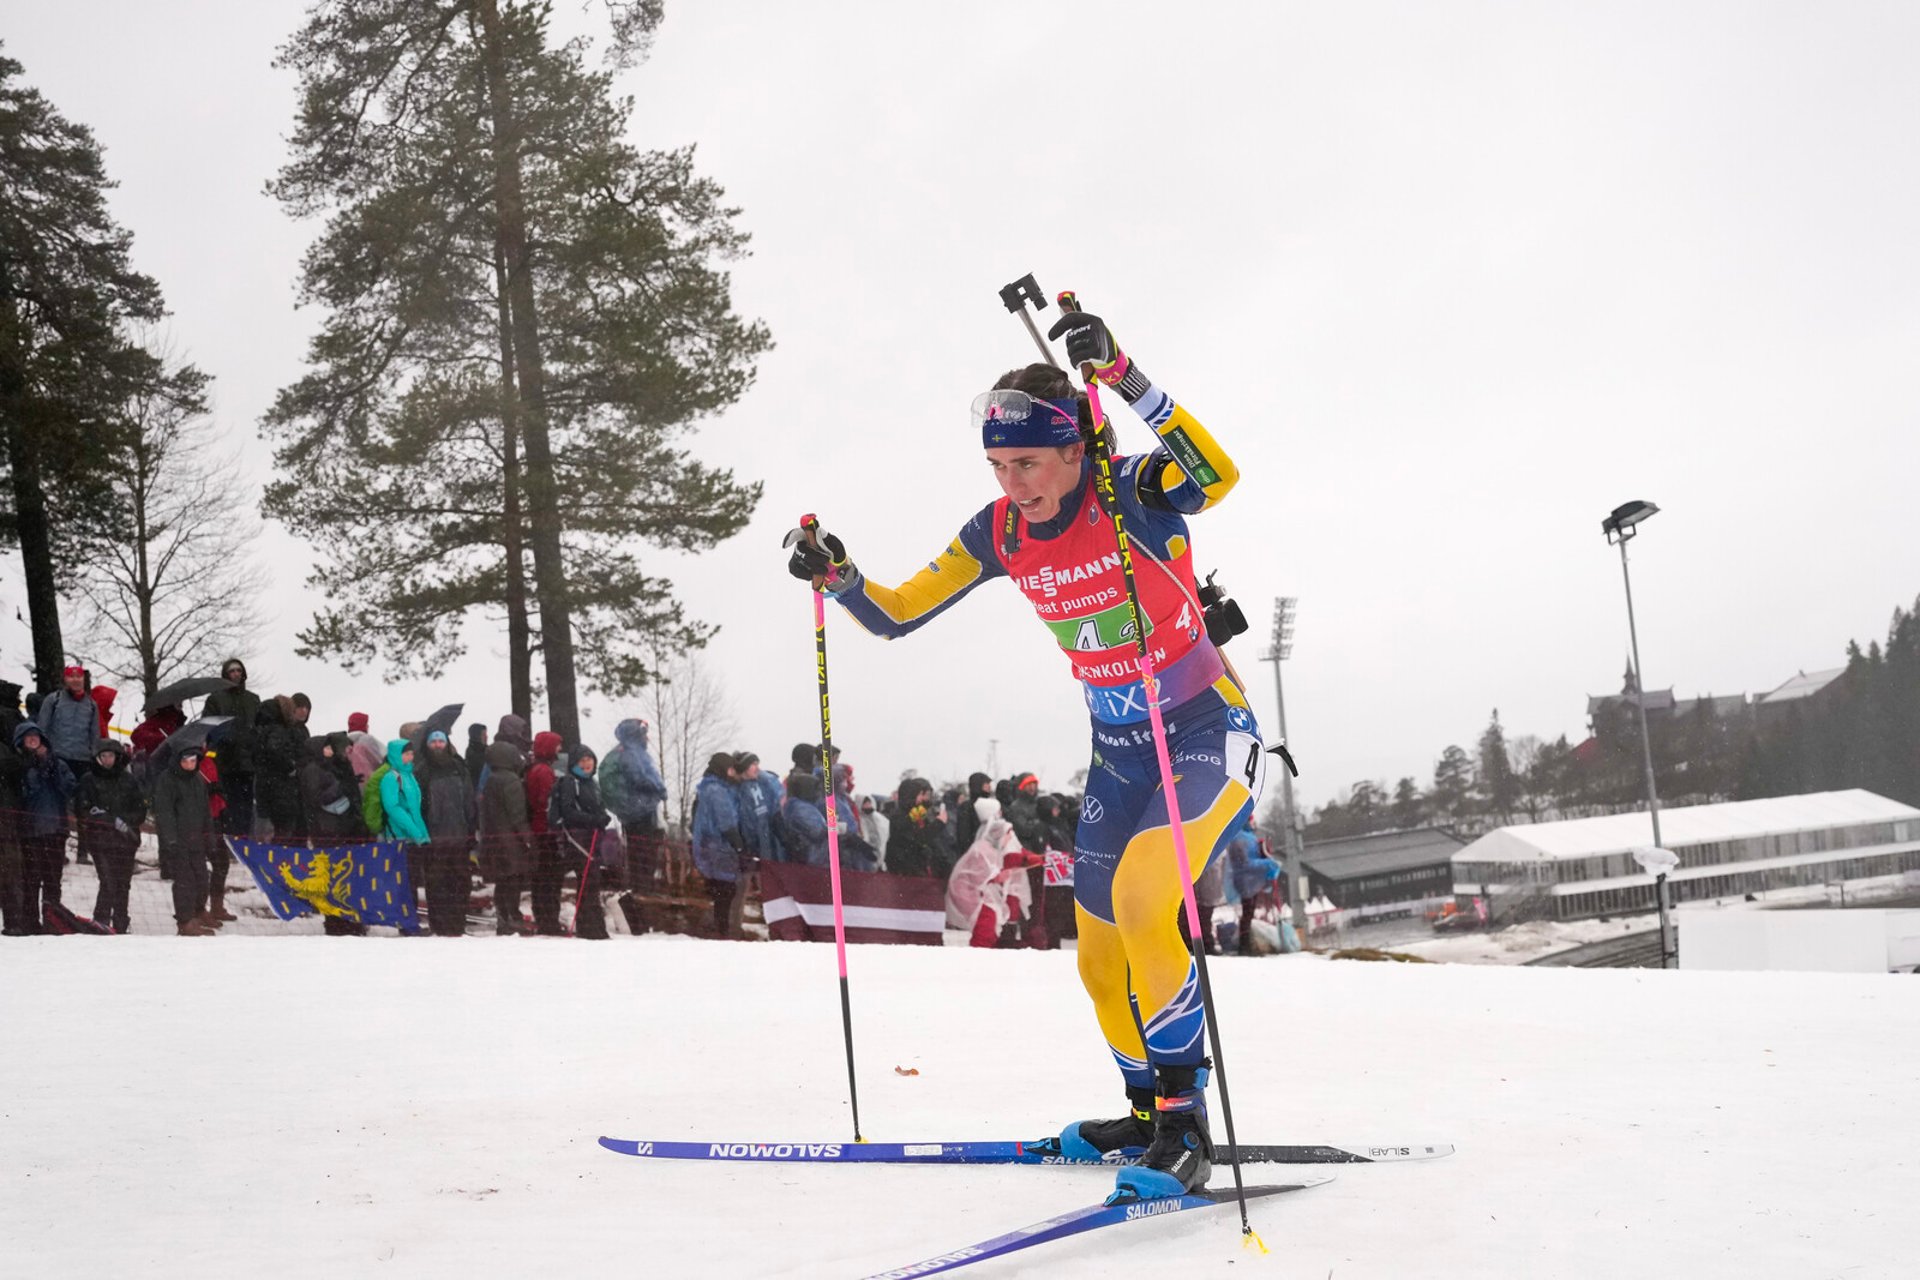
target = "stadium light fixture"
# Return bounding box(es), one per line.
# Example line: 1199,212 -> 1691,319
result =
1601,499 -> 1660,545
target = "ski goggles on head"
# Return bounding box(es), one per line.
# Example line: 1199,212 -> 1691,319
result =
972,390 -> 1083,449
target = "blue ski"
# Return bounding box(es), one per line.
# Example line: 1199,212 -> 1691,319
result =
597,1135 -> 1450,1165
859,1178 -> 1332,1278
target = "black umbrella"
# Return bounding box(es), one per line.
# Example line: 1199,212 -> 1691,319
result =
156,716 -> 234,759
421,702 -> 464,743
144,676 -> 234,714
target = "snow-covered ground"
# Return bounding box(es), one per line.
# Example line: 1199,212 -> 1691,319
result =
3,933 -> 1916,1278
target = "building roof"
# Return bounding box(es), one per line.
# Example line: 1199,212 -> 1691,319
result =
1547,836 -> 1920,895
1586,688 -> 1675,717
1452,790 -> 1920,865
1672,694 -> 1750,719
1757,668 -> 1846,705
1304,827 -> 1468,881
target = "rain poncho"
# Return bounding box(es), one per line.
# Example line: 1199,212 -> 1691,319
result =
944,798 -> 1035,939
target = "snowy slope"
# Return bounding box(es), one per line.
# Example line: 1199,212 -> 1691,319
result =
2,938 -> 1915,1278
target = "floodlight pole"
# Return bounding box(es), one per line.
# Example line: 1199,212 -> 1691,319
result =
1612,532 -> 1672,968
1263,598 -> 1305,938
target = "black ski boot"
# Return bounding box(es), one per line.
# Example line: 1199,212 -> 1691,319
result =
1108,1063 -> 1213,1202
1049,1085 -> 1157,1162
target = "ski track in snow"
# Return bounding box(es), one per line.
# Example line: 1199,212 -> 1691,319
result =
2,934 -> 1916,1277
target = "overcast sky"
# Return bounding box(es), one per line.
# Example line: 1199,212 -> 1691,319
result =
6,1 -> 1917,811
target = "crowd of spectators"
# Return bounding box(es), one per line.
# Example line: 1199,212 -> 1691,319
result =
0,658 -> 1121,947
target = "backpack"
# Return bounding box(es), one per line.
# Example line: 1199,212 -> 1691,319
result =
43,901 -> 112,935
362,763 -> 389,836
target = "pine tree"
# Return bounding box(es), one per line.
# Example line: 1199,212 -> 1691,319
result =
266,1 -> 768,736
1306,795 -> 1350,841
1507,734 -> 1547,821
1390,776 -> 1424,829
1346,779 -> 1387,834
1431,745 -> 1474,822
0,46 -> 165,689
1534,735 -> 1577,817
1476,708 -> 1519,823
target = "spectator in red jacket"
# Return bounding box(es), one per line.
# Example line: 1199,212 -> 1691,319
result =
130,705 -> 185,757
89,685 -> 117,738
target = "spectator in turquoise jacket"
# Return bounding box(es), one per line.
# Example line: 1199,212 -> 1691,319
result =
379,739 -> 429,843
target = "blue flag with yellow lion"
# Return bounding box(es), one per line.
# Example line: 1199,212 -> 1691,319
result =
228,838 -> 418,928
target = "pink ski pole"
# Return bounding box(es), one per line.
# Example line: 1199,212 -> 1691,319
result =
796,513 -> 863,1141
1057,290 -> 1256,1239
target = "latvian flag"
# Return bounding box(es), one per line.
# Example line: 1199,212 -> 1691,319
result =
758,862 -> 946,946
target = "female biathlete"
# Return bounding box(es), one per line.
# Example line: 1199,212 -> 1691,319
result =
786,309 -> 1267,1202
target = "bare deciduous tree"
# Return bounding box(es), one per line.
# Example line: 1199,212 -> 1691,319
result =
644,650 -> 737,837
1508,734 -> 1548,822
68,346 -> 266,702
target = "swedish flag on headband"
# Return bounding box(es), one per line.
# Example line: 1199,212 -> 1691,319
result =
227,838 -> 417,928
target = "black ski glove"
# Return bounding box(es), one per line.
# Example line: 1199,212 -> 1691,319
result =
785,528 -> 853,589
1046,309 -> 1148,401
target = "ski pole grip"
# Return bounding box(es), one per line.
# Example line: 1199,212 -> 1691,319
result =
799,512 -> 820,549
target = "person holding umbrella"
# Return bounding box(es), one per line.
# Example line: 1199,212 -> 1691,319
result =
131,676 -> 231,785
203,659 -> 263,847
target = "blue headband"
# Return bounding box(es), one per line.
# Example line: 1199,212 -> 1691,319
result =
980,395 -> 1081,449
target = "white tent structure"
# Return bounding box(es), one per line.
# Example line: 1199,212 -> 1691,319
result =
1452,790 -> 1920,920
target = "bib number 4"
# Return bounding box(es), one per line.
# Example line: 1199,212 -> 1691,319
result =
1225,730 -> 1268,802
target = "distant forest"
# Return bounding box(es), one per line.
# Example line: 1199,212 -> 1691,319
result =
1291,593 -> 1920,842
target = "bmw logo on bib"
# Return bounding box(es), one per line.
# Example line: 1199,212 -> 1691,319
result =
1227,706 -> 1252,733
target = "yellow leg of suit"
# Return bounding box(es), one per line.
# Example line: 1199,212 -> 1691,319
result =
1073,774 -> 1256,1083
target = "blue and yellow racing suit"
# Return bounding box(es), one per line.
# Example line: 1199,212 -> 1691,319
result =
827,380 -> 1266,1089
